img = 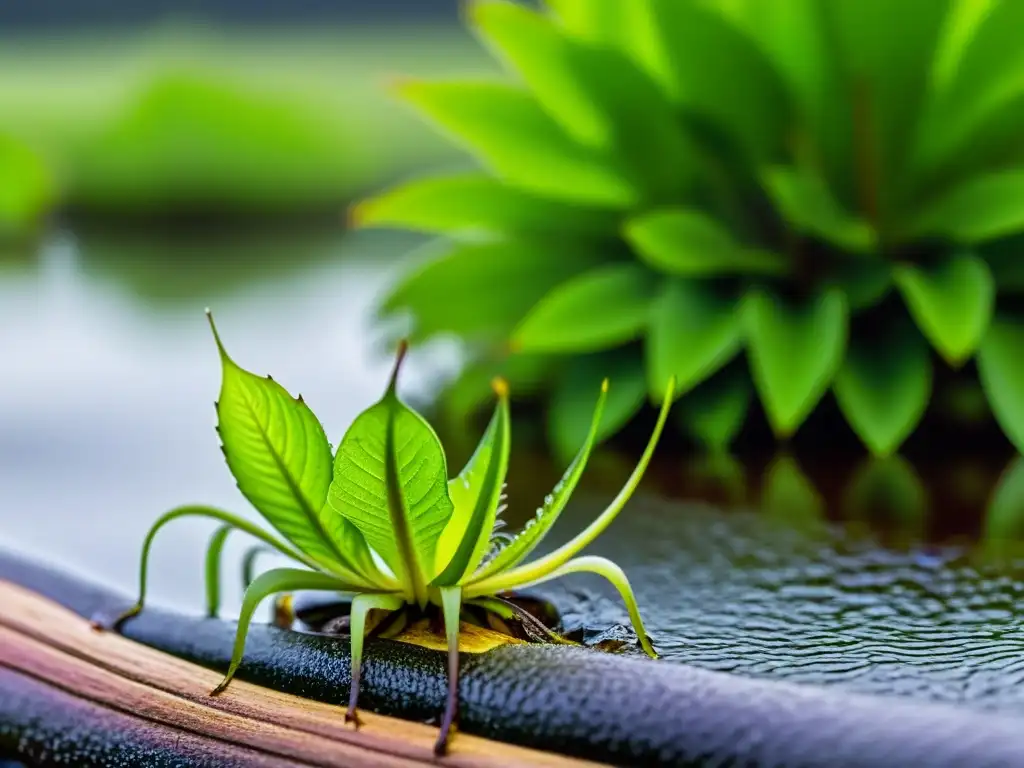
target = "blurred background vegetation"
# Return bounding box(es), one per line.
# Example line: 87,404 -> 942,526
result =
3,1 -> 1024,549
0,5 -> 486,229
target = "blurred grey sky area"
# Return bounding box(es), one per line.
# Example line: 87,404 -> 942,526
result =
0,0 -> 460,29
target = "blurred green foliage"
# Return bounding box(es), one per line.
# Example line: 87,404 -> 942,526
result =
363,0 -> 1024,458
0,133 -> 54,238
70,73 -> 357,215
0,25 -> 485,221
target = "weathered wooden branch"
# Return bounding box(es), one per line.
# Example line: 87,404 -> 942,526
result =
0,580 -> 600,768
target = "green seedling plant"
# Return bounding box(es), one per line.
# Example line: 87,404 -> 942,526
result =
108,311 -> 673,755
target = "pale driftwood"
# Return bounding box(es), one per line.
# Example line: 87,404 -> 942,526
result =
0,580 -> 603,768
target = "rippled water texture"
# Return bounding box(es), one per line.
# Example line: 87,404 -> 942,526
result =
534,492 -> 1024,714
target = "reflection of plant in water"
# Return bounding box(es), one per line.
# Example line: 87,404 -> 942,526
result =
361,0 -> 1024,459
761,454 -> 930,542
103,312 -> 673,754
982,456 -> 1024,559
755,452 -> 1024,550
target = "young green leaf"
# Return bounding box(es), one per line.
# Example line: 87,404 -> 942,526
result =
908,169 -> 1024,243
433,379 -> 511,586
894,251 -> 994,365
241,545 -> 273,591
834,318 -> 932,457
471,379 -> 608,583
434,586 -> 464,756
471,555 -> 655,658
352,173 -> 617,237
211,567 -> 362,697
977,314 -> 1024,455
761,166 -> 877,253
204,525 -> 233,618
381,239 -> 609,344
207,312 -> 372,582
646,279 -> 743,400
547,350 -> 643,461
345,593 -> 404,726
111,504 -> 314,629
674,365 -> 751,452
513,263 -> 658,353
626,208 -> 788,276
745,289 -> 848,437
327,345 -> 454,606
395,79 -> 638,207
473,377 -> 674,595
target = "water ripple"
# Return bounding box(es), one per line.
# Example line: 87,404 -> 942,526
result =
537,496 -> 1024,715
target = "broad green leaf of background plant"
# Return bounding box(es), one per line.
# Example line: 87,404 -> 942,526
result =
433,380 -> 510,586
819,0 -> 948,218
894,251 -> 994,365
473,379 -> 608,582
470,0 -> 612,147
544,0 -> 670,111
327,348 -> 454,605
625,208 -> 788,276
917,0 -> 1024,176
674,365 -> 752,451
548,350 -> 645,461
382,239 -> 609,343
471,0 -> 695,199
441,354 -> 553,423
513,263 -> 658,353
827,262 -> 892,309
352,172 -> 617,237
908,169 -> 1024,243
833,317 -> 932,456
207,313 -> 368,580
646,280 -> 743,400
930,0 -> 996,94
643,0 -> 791,163
745,289 -> 848,437
713,0 -> 826,122
977,314 -> 1024,455
543,0 -> 648,47
761,166 -> 876,253
395,80 -> 637,207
